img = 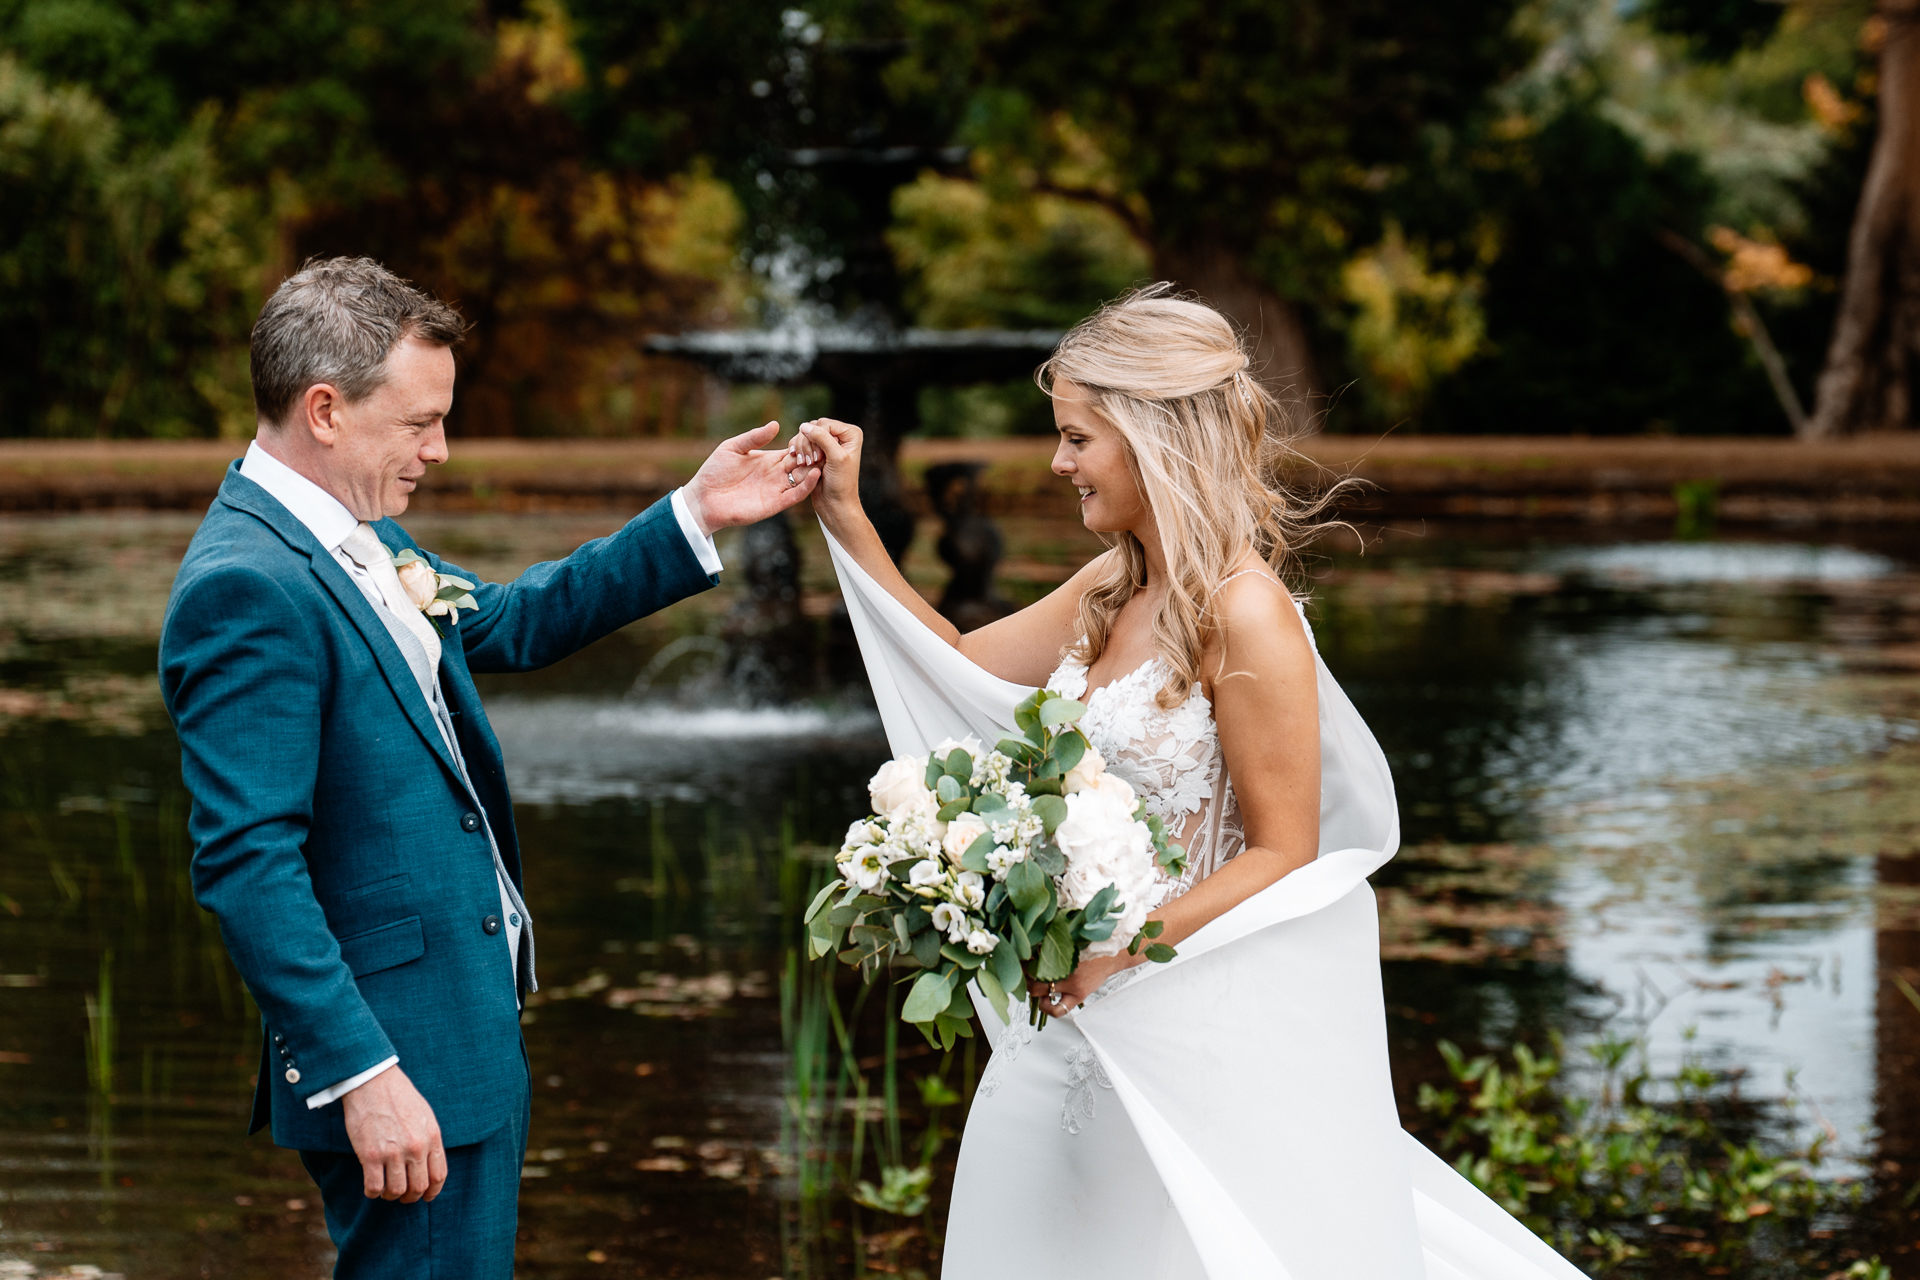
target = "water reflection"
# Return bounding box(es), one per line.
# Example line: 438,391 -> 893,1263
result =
2,516 -> 1917,1276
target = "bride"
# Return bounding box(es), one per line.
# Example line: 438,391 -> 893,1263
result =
789,287 -> 1586,1280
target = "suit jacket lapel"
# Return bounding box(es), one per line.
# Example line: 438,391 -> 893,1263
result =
217,466 -> 465,788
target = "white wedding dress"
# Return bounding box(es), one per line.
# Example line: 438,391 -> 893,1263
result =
824,529 -> 1590,1280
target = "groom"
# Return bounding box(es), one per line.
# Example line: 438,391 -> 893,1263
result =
159,256 -> 818,1277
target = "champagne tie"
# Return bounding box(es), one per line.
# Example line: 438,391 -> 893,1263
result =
339,523 -> 443,669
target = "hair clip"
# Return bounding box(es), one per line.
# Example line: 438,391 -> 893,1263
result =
1233,371 -> 1256,413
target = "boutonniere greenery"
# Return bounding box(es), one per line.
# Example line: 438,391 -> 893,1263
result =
389,547 -> 478,634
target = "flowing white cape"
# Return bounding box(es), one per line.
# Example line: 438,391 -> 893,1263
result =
826,528 -> 1590,1280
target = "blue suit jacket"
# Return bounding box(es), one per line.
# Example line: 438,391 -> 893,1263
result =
159,463 -> 715,1152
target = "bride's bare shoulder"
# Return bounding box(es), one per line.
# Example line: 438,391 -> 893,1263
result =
1207,563 -> 1314,681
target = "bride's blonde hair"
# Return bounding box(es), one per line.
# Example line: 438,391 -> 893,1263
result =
1039,284 -> 1339,708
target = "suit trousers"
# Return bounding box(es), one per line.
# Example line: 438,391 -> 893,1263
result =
301,1049 -> 531,1280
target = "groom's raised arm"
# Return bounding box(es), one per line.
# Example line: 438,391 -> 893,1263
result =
161,564 -> 397,1106
427,491 -> 719,675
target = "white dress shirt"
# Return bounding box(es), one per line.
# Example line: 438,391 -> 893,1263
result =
237,441 -> 720,1106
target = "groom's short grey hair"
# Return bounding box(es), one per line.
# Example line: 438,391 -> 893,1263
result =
250,256 -> 468,428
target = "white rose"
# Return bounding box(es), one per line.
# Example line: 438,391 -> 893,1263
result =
941,812 -> 989,864
395,558 -> 439,612
1063,744 -> 1107,794
930,902 -> 967,942
953,870 -> 986,910
1090,771 -> 1136,808
965,927 -> 997,955
869,756 -> 931,818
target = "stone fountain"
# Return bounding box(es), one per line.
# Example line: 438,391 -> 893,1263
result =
646,55 -> 1062,690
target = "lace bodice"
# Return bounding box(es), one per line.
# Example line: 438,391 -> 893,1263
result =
1046,652 -> 1243,900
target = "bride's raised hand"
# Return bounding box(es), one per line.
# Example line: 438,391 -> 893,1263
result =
795,418 -> 864,532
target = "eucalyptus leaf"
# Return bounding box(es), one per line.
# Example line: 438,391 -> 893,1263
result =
803,881 -> 840,923
1039,696 -> 1086,727
924,757 -> 946,789
972,791 -> 1009,815
1051,730 -> 1085,773
1142,920 -> 1165,939
1031,794 -> 1068,835
1031,844 -> 1066,876
1010,916 -> 1032,961
936,774 -> 965,804
944,748 -> 972,779
944,980 -> 974,1021
1027,777 -> 1062,797
1006,860 -> 1048,914
959,832 -> 994,874
1033,914 -> 1076,982
990,938 -> 1022,997
939,942 -> 987,969
976,964 -> 1011,1024
995,738 -> 1038,764
935,797 -> 971,823
901,966 -> 958,1024
910,929 -> 943,969
1144,943 -> 1177,963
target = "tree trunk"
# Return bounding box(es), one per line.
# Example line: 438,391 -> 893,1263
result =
1807,0 -> 1920,438
1155,239 -> 1325,427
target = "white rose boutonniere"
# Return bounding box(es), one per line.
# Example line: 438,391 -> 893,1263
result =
388,548 -> 478,633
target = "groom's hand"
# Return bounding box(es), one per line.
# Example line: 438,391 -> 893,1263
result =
681,422 -> 821,536
342,1066 -> 448,1203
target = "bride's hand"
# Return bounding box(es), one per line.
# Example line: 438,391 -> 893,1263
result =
1028,949 -> 1137,1017
793,418 -> 863,531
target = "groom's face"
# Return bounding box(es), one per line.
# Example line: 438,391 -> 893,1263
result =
317,336 -> 455,521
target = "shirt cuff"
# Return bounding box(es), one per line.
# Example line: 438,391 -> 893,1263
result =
670,488 -> 723,577
306,1055 -> 399,1110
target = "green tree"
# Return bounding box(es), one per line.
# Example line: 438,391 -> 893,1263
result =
891,0 -> 1533,399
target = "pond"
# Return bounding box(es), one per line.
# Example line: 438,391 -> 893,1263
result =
1,507 -> 1917,1279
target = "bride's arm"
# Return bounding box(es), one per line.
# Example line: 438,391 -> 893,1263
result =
1036,574 -> 1321,1012
796,417 -> 1108,687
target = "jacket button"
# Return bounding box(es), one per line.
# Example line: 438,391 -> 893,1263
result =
284,1068 -> 301,1084
482,914 -> 501,935
460,812 -> 481,833
508,913 -> 520,928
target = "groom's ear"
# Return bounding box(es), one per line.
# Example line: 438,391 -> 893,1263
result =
299,383 -> 345,446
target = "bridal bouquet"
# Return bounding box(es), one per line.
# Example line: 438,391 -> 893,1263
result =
805,689 -> 1186,1048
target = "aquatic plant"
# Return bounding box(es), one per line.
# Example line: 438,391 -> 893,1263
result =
1417,1032 -> 1864,1271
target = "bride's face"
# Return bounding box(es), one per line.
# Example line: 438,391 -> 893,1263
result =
1051,380 -> 1148,535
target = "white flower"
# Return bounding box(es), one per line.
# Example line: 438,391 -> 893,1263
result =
869,755 -> 931,818
395,559 -> 440,612
965,927 -> 997,955
1063,744 -> 1107,794
846,847 -> 889,892
953,870 -> 986,909
930,902 -> 968,942
985,844 -> 1023,878
1089,771 -> 1136,807
930,735 -> 985,761
907,859 -> 946,890
1053,785 -> 1166,956
842,818 -> 883,854
941,812 -> 989,864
